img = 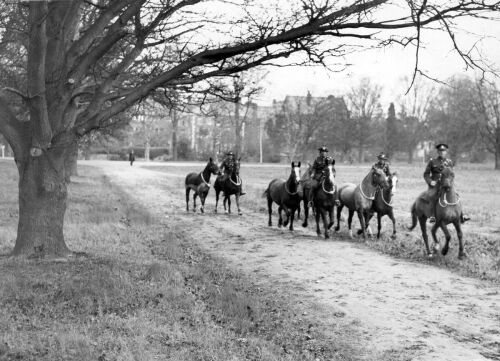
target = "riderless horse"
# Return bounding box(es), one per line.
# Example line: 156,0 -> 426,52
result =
312,158 -> 337,239
264,162 -> 302,231
408,167 -> 465,259
357,171 -> 399,239
185,157 -> 220,213
214,157 -> 243,215
335,167 -> 390,240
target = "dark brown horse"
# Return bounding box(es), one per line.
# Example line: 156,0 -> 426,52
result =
264,162 -> 302,231
358,171 -> 399,239
214,158 -> 242,215
335,167 -> 390,240
312,158 -> 337,239
185,157 -> 220,213
408,167 -> 465,259
298,163 -> 313,227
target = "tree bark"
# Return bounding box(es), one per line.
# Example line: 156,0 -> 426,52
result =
13,151 -> 70,257
145,140 -> 150,161
408,147 -> 414,164
65,141 -> 79,182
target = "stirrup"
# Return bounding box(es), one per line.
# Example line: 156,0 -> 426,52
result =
461,215 -> 470,223
307,201 -> 314,208
429,216 -> 436,224
240,192 -> 246,196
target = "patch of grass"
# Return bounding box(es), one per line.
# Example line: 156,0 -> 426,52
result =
0,161 -> 361,360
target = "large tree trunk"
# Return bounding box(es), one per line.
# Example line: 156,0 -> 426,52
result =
408,147 -> 414,164
65,141 -> 79,182
145,140 -> 150,161
13,151 -> 70,257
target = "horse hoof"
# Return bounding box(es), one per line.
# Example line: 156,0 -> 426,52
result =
200,207 -> 204,213
356,229 -> 363,235
325,234 -> 330,239
441,247 -> 449,256
327,222 -> 334,230
238,212 -> 242,216
390,234 -> 396,240
283,221 -> 289,227
433,244 -> 440,254
214,209 -> 217,213
458,252 -> 467,260
302,222 -> 308,228
224,210 -> 228,214
268,222 -> 272,227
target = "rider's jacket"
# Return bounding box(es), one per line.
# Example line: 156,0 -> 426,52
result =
423,156 -> 453,187
373,161 -> 391,177
220,156 -> 235,175
311,155 -> 335,181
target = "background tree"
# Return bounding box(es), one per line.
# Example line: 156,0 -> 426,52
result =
426,77 -> 480,162
397,75 -> 434,163
385,103 -> 399,159
0,0 -> 499,256
346,78 -> 383,163
474,79 -> 500,169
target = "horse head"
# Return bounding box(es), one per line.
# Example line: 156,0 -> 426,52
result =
388,171 -> 398,196
208,157 -> 221,175
371,167 -> 390,189
439,167 -> 455,191
325,158 -> 336,188
287,161 -> 301,195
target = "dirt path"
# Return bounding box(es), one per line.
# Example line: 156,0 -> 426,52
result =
91,161 -> 500,361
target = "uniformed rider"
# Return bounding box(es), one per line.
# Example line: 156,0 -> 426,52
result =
423,143 -> 469,223
307,146 -> 335,207
219,151 -> 245,196
373,152 -> 391,177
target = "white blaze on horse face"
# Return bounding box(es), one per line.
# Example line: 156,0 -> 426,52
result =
293,165 -> 301,181
392,175 -> 398,194
327,164 -> 335,185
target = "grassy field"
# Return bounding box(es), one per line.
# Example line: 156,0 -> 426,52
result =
146,161 -> 500,282
0,160 -> 363,361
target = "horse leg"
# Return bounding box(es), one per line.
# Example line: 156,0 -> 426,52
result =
214,190 -> 220,213
430,221 -> 441,255
348,210 -> 355,238
357,210 -> 366,240
315,207 -> 321,236
278,206 -> 283,227
192,193 -> 197,213
267,196 -> 273,226
440,222 -> 452,257
289,208 -> 295,231
335,204 -> 344,232
226,196 -> 231,214
418,216 -> 432,257
377,213 -> 382,239
322,209 -> 329,239
235,194 -> 242,215
389,210 -> 397,239
283,207 -> 291,227
454,221 -> 466,259
200,193 -> 205,213
186,188 -> 190,212
327,207 -> 334,230
302,199 -> 309,228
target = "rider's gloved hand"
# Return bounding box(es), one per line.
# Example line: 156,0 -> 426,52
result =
430,180 -> 437,187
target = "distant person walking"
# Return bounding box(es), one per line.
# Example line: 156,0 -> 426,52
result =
129,150 -> 135,166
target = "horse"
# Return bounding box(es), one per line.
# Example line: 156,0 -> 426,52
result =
298,163 -> 313,227
408,167 -> 465,259
264,162 -> 302,231
214,158 -> 243,215
357,171 -> 399,239
312,158 -> 337,239
185,157 -> 220,213
335,167 -> 390,240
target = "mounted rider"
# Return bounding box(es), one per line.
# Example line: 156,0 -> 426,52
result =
423,143 -> 469,223
307,146 -> 335,207
219,150 -> 245,196
373,152 -> 391,177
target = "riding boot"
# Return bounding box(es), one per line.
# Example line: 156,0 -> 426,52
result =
460,213 -> 471,223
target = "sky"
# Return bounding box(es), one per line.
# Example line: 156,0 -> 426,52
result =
254,14 -> 500,108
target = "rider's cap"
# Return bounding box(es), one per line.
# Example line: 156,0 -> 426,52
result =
377,152 -> 388,160
435,143 -> 448,151
318,146 -> 329,152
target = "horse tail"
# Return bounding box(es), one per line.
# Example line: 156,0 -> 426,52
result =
262,187 -> 269,198
407,202 -> 417,231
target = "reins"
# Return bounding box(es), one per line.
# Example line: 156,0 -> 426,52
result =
438,190 -> 461,207
200,171 -> 210,187
359,174 -> 376,200
380,190 -> 393,206
229,175 -> 242,186
285,181 -> 299,195
321,179 -> 335,194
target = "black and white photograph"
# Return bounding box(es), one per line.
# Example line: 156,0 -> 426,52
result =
0,0 -> 499,360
